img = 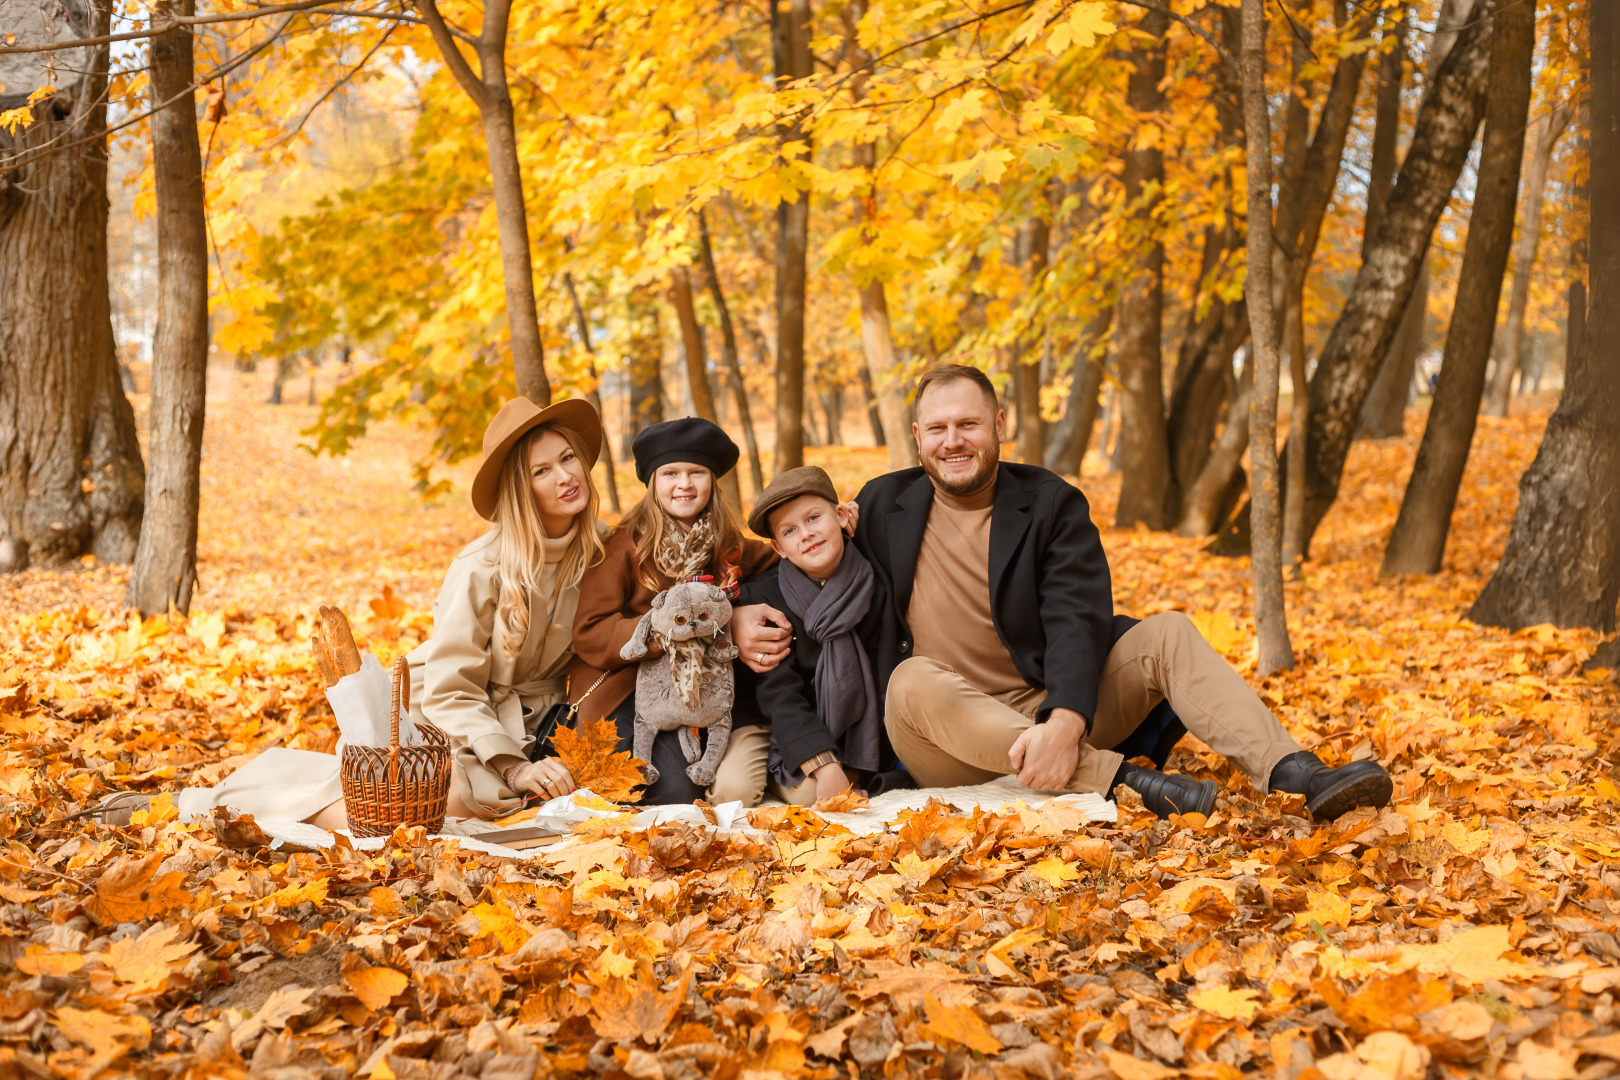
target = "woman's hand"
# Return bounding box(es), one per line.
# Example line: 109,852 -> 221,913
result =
811,761 -> 854,803
494,755 -> 576,800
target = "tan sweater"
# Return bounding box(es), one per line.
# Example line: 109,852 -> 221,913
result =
906,481 -> 1028,696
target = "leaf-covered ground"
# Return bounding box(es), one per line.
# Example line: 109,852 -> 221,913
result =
1,395 -> 1617,1080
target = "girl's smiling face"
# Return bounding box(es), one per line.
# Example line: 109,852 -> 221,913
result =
654,462 -> 713,522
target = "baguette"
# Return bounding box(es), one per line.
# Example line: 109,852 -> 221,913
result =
319,605 -> 363,678
310,627 -> 340,687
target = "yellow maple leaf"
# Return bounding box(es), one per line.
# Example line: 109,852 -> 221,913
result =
1188,609 -> 1245,656
468,900 -> 534,952
52,1008 -> 150,1073
258,877 -> 329,910
551,718 -> 646,803
1047,2 -> 1116,56
920,993 -> 1002,1054
1395,925 -> 1529,985
540,837 -> 627,878
345,965 -> 409,1011
84,853 -> 190,925
935,88 -> 987,134
1188,985 -> 1262,1022
1440,821 -> 1490,855
1294,890 -> 1353,929
16,947 -> 83,977
101,923 -> 200,993
1028,856 -> 1081,887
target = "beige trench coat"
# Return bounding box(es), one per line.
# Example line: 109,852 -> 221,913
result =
177,527 -> 600,826
406,525 -> 604,817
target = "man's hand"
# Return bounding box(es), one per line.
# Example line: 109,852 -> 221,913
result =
839,501 -> 860,537
811,761 -> 854,803
1007,709 -> 1086,792
732,603 -> 791,672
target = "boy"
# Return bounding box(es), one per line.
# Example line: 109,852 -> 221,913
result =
741,467 -> 906,803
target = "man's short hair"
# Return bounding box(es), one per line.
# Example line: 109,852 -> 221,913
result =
913,364 -> 1000,417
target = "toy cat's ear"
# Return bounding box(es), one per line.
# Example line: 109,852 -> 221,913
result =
649,589 -> 669,609
707,585 -> 726,601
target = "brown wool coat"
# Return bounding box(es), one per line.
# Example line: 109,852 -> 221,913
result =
570,526 -> 777,725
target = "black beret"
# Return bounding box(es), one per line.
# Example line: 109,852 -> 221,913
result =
631,417 -> 741,485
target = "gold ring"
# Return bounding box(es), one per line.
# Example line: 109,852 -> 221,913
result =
756,652 -> 767,665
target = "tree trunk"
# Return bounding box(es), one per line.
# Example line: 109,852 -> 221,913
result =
1113,9 -> 1174,530
1281,284 -> 1308,567
626,290 -> 665,456
857,280 -> 917,469
697,211 -> 765,497
1177,362 -> 1253,537
1358,265 -> 1425,437
771,0 -> 812,476
1382,0 -> 1535,576
1470,2 -> 1620,632
1240,0 -> 1294,675
1214,2 -> 1496,558
666,263 -> 742,507
419,0 -> 549,404
0,0 -> 144,573
1045,307 -> 1114,475
858,364 -> 886,446
1168,300 -> 1246,498
1484,103 -> 1572,417
125,0 -> 210,615
1362,6 -> 1408,258
562,273 -> 621,514
823,386 -> 844,445
1013,215 -> 1051,464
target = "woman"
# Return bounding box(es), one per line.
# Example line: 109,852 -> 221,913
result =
102,397 -> 607,829
570,417 -> 788,806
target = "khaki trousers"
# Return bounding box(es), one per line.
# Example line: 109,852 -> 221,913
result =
708,724 -> 818,807
884,611 -> 1303,793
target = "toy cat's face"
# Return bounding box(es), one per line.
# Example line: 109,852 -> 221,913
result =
649,582 -> 731,643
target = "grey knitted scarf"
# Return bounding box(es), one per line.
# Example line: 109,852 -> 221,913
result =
777,543 -> 880,773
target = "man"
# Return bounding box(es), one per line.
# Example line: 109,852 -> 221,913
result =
850,364 -> 1392,820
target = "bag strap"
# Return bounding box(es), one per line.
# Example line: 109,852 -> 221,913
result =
564,670 -> 611,725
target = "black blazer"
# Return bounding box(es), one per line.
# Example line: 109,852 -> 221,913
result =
851,462 -> 1135,726
736,564 -> 892,774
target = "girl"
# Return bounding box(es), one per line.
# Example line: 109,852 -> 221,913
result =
571,417 -> 788,805
100,398 -> 608,829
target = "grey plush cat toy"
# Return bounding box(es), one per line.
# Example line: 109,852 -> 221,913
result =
619,580 -> 738,787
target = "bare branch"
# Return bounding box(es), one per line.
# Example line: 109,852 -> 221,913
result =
417,0 -> 487,108
0,0 -> 332,55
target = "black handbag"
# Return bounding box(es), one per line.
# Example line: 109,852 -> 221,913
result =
527,671 -> 609,762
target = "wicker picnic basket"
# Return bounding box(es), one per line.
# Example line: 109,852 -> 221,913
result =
340,656 -> 452,837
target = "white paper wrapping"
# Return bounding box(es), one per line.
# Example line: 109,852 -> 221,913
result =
324,653 -> 419,748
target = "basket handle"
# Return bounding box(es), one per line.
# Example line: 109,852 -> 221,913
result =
389,656 -> 409,752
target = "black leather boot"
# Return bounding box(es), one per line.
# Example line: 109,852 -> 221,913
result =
1118,766 -> 1217,820
1269,751 -> 1392,819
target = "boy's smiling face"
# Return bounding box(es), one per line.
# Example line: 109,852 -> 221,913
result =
768,494 -> 851,581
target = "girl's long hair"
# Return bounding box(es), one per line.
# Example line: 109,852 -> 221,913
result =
491,423 -> 605,655
622,468 -> 744,592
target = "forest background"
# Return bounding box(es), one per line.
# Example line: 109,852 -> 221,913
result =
3,0 -> 1620,1077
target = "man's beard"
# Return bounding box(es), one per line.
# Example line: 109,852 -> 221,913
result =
921,441 -> 999,497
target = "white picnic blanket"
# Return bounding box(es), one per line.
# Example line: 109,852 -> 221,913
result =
251,775 -> 1116,858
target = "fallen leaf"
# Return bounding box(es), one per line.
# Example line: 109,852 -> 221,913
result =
552,719 -> 647,803
83,853 -> 190,925
345,966 -> 409,1011
921,993 -> 1002,1054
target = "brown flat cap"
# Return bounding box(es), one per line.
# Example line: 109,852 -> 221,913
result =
471,397 -> 602,521
748,465 -> 840,537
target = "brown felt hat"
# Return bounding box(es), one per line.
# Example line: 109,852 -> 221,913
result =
748,466 -> 841,538
471,397 -> 602,521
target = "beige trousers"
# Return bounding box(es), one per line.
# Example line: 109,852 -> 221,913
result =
884,611 -> 1303,793
708,724 -> 818,807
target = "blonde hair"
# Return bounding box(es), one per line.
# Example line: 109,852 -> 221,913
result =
623,468 -> 745,592
491,424 -> 605,655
